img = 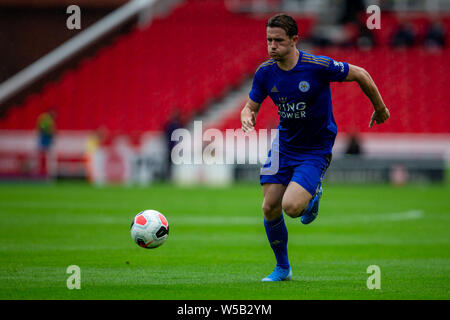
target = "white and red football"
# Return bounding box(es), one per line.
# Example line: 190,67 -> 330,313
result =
130,210 -> 169,249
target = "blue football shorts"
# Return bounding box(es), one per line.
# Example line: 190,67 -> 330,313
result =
260,149 -> 332,196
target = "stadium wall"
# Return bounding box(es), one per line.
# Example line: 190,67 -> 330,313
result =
0,130 -> 448,184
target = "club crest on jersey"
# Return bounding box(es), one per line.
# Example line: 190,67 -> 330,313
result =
298,81 -> 310,92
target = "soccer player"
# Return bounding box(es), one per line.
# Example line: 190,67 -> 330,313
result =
240,14 -> 390,282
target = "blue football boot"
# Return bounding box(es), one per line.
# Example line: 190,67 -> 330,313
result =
261,266 -> 293,282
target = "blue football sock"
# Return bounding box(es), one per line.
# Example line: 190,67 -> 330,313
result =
264,215 -> 290,269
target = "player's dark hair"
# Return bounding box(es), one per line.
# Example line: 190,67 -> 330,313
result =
266,13 -> 298,38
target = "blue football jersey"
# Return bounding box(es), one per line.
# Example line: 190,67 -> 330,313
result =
249,50 -> 349,158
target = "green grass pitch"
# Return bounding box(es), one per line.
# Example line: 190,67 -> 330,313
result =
0,181 -> 449,299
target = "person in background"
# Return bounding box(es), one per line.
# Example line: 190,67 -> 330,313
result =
36,109 -> 57,179
345,133 -> 363,156
85,126 -> 107,183
390,20 -> 417,48
341,21 -> 376,49
164,110 -> 183,181
424,19 -> 446,49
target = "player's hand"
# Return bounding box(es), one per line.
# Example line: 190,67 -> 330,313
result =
241,109 -> 256,133
369,107 -> 390,128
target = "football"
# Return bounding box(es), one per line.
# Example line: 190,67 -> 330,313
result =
130,210 -> 169,249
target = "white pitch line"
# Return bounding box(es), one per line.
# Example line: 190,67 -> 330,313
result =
0,201 -> 133,209
380,210 -> 424,221
315,210 -> 425,225
171,210 -> 426,225
0,205 -> 426,226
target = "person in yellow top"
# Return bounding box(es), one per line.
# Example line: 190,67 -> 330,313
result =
36,109 -> 57,151
36,110 -> 56,178
84,127 -> 107,183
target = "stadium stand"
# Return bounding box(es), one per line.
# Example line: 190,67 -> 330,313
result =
0,0 -> 314,136
214,46 -> 450,134
0,0 -> 318,135
3,1 -> 447,136
213,11 -> 450,134
0,1 -> 448,182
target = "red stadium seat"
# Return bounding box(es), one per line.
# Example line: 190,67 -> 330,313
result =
212,46 -> 450,135
0,3 -> 447,136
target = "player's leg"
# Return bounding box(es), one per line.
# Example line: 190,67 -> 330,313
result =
259,146 -> 293,281
282,155 -> 331,224
282,181 -> 313,218
261,183 -> 286,220
260,183 -> 292,281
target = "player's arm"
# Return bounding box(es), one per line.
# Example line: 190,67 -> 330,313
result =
241,98 -> 261,133
344,64 -> 390,128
